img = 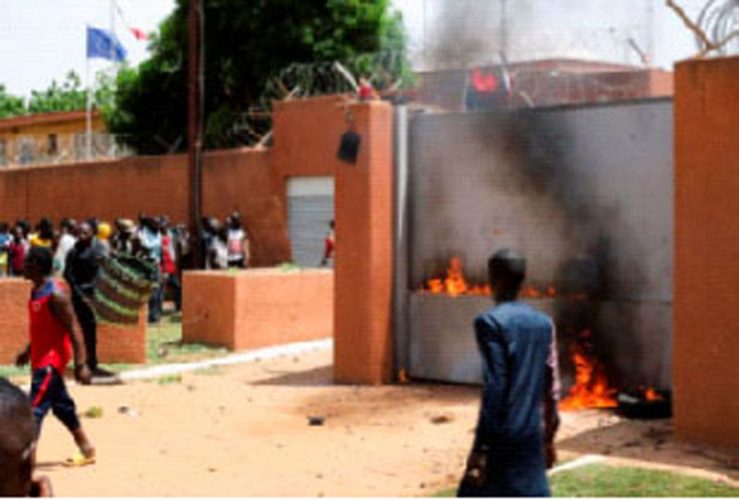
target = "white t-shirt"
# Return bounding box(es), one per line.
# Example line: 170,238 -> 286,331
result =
227,228 -> 246,262
55,233 -> 77,273
210,238 -> 228,270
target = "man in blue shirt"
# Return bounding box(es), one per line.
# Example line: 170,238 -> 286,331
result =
458,249 -> 561,497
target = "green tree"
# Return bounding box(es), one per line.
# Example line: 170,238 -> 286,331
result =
106,0 -> 409,154
27,71 -> 88,114
0,71 -> 113,118
0,85 -> 26,118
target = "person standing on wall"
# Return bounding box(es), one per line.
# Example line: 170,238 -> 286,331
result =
458,249 -> 561,497
63,222 -> 112,380
226,211 -> 250,269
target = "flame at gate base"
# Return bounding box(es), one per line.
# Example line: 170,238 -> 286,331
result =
559,336 -> 618,411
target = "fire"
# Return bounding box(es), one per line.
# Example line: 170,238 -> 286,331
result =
644,387 -> 664,402
422,257 -> 557,298
423,257 -> 491,297
559,330 -> 618,411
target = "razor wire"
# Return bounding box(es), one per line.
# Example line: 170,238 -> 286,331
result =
697,0 -> 739,55
227,49 -> 411,146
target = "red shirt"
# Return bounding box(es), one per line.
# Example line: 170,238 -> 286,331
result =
9,240 -> 25,273
29,280 -> 72,373
161,234 -> 176,275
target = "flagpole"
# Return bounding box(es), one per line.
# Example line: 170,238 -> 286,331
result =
110,0 -> 116,65
85,49 -> 92,160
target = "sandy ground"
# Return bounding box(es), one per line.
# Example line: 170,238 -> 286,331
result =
33,348 -> 739,497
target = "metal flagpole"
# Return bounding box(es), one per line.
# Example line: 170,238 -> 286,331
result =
110,0 -> 116,63
85,51 -> 92,160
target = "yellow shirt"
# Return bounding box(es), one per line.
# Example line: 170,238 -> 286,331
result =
29,233 -> 53,249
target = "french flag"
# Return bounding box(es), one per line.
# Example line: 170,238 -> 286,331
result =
130,27 -> 148,41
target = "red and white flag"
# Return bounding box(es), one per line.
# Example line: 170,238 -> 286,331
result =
115,3 -> 148,41
130,27 -> 147,41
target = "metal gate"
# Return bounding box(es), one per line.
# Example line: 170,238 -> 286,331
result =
400,99 -> 674,387
287,176 -> 334,267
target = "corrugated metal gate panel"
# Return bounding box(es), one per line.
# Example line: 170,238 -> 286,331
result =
405,100 -> 674,387
287,177 -> 334,268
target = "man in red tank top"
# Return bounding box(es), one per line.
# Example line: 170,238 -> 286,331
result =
15,247 -> 96,466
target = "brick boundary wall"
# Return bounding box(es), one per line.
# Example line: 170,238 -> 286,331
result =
182,269 -> 333,351
674,56 -> 739,448
0,278 -> 146,365
0,96 -> 396,384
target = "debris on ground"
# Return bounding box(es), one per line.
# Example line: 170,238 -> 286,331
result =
308,415 -> 326,426
117,405 -> 140,418
83,406 -> 104,419
430,413 -> 455,425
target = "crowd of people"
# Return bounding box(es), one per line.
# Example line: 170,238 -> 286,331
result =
0,212 -> 251,321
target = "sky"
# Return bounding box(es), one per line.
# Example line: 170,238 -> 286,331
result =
392,0 -> 720,71
0,0 -> 726,98
0,0 -> 175,97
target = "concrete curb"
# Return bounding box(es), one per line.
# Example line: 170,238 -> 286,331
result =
119,338 -> 333,381
548,454 -> 605,476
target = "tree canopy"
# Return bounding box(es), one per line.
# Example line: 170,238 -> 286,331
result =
0,71 -> 113,119
0,85 -> 25,118
106,0 -> 409,154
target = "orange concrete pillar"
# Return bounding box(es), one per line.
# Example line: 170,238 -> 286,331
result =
333,101 -> 394,384
674,56 -> 739,448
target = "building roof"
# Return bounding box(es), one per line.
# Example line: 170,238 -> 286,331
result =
0,110 -> 99,133
416,58 -> 648,77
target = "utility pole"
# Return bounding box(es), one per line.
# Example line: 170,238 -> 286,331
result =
188,0 -> 204,267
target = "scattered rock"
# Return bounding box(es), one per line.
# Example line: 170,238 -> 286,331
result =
430,413 -> 455,425
293,357 -> 300,363
207,467 -> 217,473
316,473 -> 323,479
117,406 -> 140,418
308,415 -> 326,426
186,385 -> 196,392
419,483 -> 426,489
83,406 -> 104,419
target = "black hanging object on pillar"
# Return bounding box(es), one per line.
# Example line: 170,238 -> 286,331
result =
337,130 -> 361,164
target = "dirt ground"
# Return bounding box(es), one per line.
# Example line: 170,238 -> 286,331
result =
34,348 -> 739,497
